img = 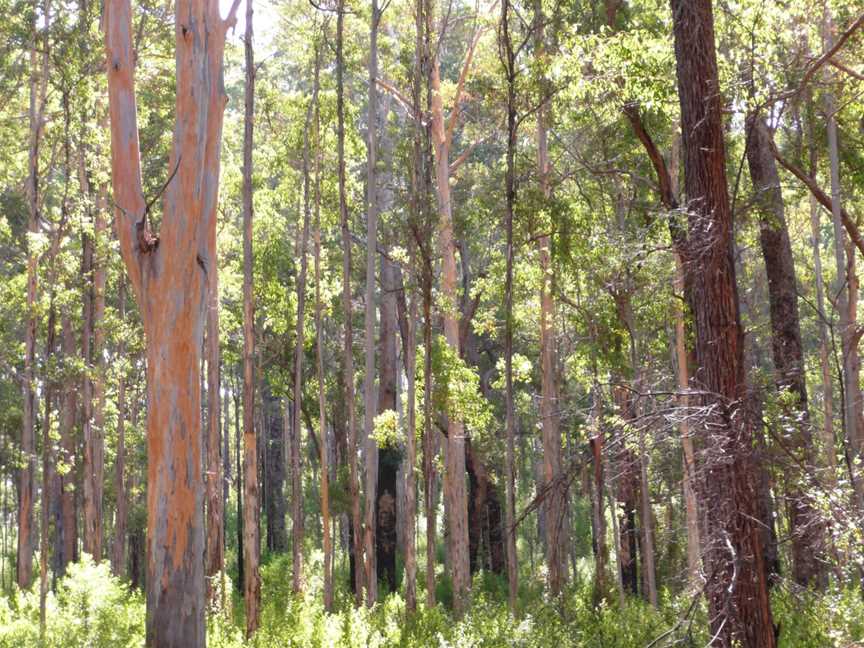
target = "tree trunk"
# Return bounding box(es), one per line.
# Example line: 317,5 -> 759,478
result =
311,50 -> 333,610
58,311 -> 79,576
263,381 -> 287,552
241,0 -> 261,633
534,0 -> 568,596
18,0 -> 48,587
111,281 -> 128,578
403,266 -> 419,611
589,390 -> 608,604
670,1 -> 776,644
429,19 -> 473,618
500,0 -> 519,610
362,0 -> 382,607
292,50 -> 318,593
336,0 -> 364,605
745,114 -> 825,588
376,257 -> 400,593
205,215 -> 224,597
823,11 -> 864,505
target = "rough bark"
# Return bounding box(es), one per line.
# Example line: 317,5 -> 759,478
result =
375,257 -> 400,593
745,114 -> 825,588
241,0 -> 261,632
670,0 -> 776,644
205,212 -> 224,595
534,0 -> 568,596
263,381 -> 287,552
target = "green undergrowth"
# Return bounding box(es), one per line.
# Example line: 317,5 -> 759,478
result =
2,554 -> 863,647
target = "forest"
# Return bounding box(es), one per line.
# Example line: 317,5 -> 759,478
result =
1,0 -> 864,645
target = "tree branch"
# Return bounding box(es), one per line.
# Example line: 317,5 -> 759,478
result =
769,137 -> 864,260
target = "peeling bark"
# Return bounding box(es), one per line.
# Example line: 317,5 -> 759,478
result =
104,0 -> 240,642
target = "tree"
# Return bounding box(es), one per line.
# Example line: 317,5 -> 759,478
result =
670,0 -> 776,644
104,0 -> 242,643
242,0 -> 262,634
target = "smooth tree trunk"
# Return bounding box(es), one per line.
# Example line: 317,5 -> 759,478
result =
745,114 -> 825,588
670,0 -> 776,644
311,49 -> 333,611
363,0 -> 381,606
336,0 -> 364,605
104,0 -> 241,642
427,4 -> 487,614
241,0 -> 262,633
111,281 -> 128,577
18,0 -> 48,588
292,51 -> 318,594
824,11 -> 864,503
59,311 -> 79,575
500,0 -> 519,609
807,123 -> 837,480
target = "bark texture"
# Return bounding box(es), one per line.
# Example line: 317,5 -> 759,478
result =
745,114 -> 825,588
104,0 -> 239,641
670,0 -> 776,644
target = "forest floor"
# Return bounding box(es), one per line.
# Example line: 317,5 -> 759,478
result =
1,552 -> 863,647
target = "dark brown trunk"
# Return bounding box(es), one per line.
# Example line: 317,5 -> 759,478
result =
375,257 -> 400,592
670,0 -> 776,644
745,115 -> 825,588
263,381 -> 287,551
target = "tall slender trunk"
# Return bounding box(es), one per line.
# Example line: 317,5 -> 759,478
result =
745,114 -> 825,588
263,381 -> 287,552
241,0 -> 261,633
40,295 -> 57,638
112,281 -> 128,577
18,0 -> 48,588
336,0 -> 363,605
824,10 -> 864,504
91,194 -> 107,563
806,117 -> 837,481
376,258 -> 400,593
311,48 -> 333,611
362,0 -> 382,606
59,311 -> 78,575
428,9 -> 474,615
670,1 -> 775,644
500,0 -> 519,611
292,51 -> 318,594
205,201 -> 224,596
404,274 -> 419,611
533,0 -> 567,596
589,388 -> 608,603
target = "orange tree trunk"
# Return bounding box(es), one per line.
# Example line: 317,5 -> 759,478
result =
104,0 -> 239,643
670,0 -> 776,645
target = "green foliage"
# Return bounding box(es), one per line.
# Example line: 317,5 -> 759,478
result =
0,555 -> 144,648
